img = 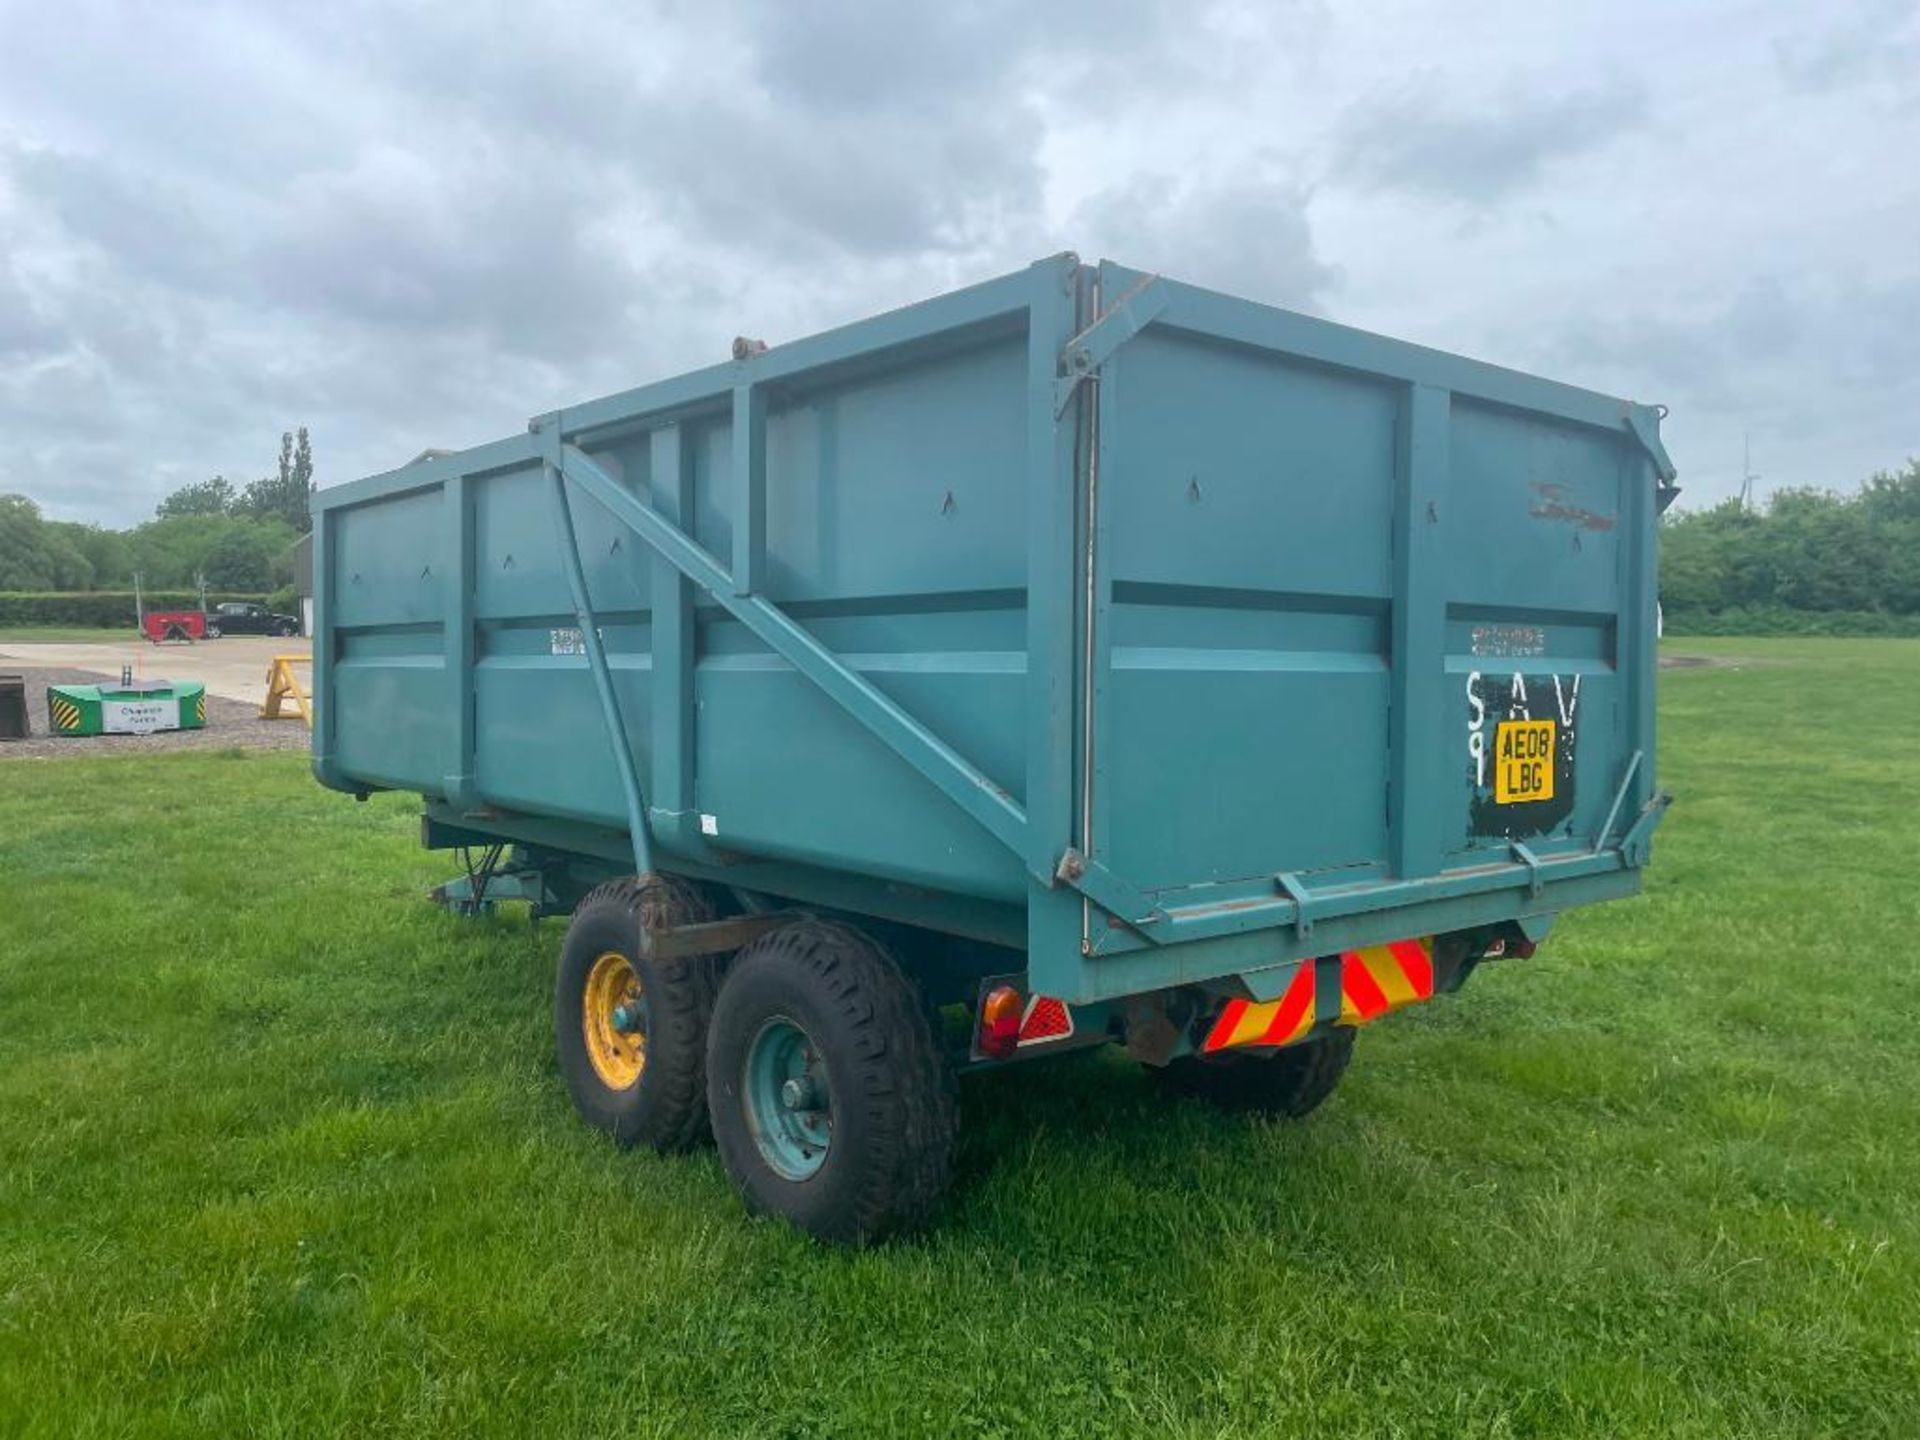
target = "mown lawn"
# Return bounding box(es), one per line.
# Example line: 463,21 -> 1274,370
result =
2,638 -> 1916,1437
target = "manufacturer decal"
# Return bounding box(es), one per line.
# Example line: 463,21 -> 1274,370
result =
1469,623 -> 1546,659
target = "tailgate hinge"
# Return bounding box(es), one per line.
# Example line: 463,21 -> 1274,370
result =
1055,847 -> 1168,941
1053,275 -> 1169,418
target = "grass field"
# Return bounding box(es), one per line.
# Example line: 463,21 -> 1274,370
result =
2,638 -> 1916,1437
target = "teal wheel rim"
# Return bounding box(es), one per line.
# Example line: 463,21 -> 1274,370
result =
743,1016 -> 832,1181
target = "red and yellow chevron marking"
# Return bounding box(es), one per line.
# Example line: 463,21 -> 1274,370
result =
1337,938 -> 1434,1026
1202,937 -> 1435,1054
1202,961 -> 1317,1053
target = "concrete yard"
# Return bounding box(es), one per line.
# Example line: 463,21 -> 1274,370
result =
0,637 -> 313,760
0,634 -> 308,706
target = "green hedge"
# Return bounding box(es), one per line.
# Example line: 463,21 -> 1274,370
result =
0,590 -> 270,629
1664,605 -> 1920,638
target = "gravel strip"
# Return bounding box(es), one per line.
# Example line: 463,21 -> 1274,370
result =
0,667 -> 312,761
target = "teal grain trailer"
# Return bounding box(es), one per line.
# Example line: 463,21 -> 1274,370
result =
313,255 -> 1674,1241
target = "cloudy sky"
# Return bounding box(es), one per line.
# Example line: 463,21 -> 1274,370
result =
2,0 -> 1915,527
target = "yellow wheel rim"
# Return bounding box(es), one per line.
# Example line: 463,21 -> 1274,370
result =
582,951 -> 646,1089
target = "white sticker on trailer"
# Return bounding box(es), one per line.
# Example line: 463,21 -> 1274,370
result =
103,698 -> 179,735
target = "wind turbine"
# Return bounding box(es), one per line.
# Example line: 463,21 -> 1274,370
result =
1739,432 -> 1761,513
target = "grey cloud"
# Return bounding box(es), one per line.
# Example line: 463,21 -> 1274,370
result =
1543,272 -> 1920,399
1774,0 -> 1919,96
1075,172 -> 1337,311
1331,77 -> 1648,203
745,0 -> 1193,111
6,145 -> 232,297
261,3 -> 1052,264
0,264 -> 60,360
0,2 -> 1912,526
1525,269 -> 1920,506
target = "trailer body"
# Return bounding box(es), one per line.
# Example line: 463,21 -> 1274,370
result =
314,255 -> 1674,1236
316,255 -> 1669,1009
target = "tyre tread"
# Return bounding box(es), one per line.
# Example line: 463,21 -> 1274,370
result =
709,920 -> 958,1242
559,874 -> 722,1151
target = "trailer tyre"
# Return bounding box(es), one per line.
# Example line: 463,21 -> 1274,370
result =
554,875 -> 723,1152
1152,1029 -> 1355,1117
706,921 -> 957,1245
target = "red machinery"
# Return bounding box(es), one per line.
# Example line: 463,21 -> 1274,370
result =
140,609 -> 206,643
134,574 -> 208,643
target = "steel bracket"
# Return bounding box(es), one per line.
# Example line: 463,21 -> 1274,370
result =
639,910 -> 804,961
1624,405 -> 1678,485
1592,749 -> 1644,855
1058,849 -> 1168,939
1052,275 -> 1167,417
1620,791 -> 1674,868
1274,870 -> 1317,940
1508,841 -> 1545,900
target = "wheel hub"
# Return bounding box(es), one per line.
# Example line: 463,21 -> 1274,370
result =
582,951 -> 647,1089
743,1017 -> 831,1181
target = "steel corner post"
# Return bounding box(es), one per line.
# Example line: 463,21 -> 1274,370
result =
440,470 -> 479,810
308,502 -> 345,793
1389,383 -> 1452,882
540,418 -> 655,878
647,421 -> 700,853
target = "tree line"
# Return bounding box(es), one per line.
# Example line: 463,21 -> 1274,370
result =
1660,459 -> 1920,635
0,429 -> 313,594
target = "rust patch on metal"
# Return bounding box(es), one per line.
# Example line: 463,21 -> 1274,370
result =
1528,481 -> 1615,532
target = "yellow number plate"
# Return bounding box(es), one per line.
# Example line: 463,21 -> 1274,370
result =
1493,719 -> 1556,804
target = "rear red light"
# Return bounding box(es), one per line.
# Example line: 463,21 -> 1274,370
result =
1018,995 -> 1073,1044
978,985 -> 1022,1059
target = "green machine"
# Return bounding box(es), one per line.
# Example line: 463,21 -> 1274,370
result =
47,679 -> 207,737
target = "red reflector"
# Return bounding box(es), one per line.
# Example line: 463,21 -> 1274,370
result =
1017,995 -> 1073,1044
979,985 -> 1022,1059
